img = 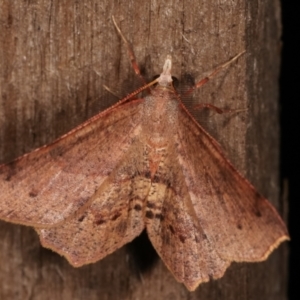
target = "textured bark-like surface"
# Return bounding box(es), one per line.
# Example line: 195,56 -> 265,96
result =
0,0 -> 288,299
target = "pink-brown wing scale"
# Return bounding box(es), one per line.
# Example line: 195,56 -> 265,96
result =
175,105 -> 289,262
37,140 -> 151,266
145,145 -> 230,291
0,100 -> 144,227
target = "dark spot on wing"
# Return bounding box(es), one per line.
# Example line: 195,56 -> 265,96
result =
94,214 -> 105,225
146,202 -> 155,209
152,175 -> 160,183
168,225 -> 175,234
4,175 -> 11,181
78,215 -> 85,222
29,190 -> 38,198
145,171 -> 151,179
95,219 -> 105,225
237,223 -> 243,230
111,212 -> 122,221
255,209 -> 262,217
145,210 -> 154,219
166,179 -> 171,188
155,213 -> 164,221
134,204 -> 142,211
179,235 -> 186,243
7,14 -> 13,26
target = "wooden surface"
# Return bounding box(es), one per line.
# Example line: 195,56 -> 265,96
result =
0,0 -> 288,299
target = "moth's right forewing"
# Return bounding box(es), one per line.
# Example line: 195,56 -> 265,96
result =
0,100 -> 144,227
176,106 -> 289,262
145,144 -> 230,291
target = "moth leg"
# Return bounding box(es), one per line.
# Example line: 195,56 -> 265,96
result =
182,51 -> 245,97
112,16 -> 147,86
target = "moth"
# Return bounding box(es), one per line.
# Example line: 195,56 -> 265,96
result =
0,18 -> 289,291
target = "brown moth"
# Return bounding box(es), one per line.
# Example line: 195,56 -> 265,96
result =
0,18 -> 289,291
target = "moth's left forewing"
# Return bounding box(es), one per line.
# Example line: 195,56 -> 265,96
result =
0,101 -> 144,227
37,140 -> 151,267
175,105 -> 289,263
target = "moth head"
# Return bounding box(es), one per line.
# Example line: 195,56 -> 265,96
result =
157,55 -> 173,87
